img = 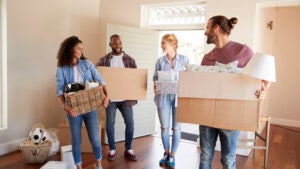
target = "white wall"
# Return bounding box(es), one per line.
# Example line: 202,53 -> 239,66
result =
253,7 -> 277,116
253,7 -> 276,54
268,6 -> 300,126
253,5 -> 300,127
0,0 -> 101,155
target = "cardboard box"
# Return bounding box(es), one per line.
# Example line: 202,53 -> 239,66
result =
98,108 -> 106,122
58,121 -> 102,153
177,71 -> 261,131
155,81 -> 178,94
98,108 -> 106,143
97,67 -> 147,100
61,145 -> 76,169
178,71 -> 260,100
178,98 -> 260,131
40,161 -> 68,169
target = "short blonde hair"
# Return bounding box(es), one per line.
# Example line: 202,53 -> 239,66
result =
162,34 -> 178,52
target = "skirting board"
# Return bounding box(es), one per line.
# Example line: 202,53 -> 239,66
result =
0,137 -> 27,156
271,117 -> 300,128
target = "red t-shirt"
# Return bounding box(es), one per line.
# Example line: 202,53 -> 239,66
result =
201,41 -> 254,68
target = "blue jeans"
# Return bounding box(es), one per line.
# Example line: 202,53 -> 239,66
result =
199,125 -> 240,169
67,110 -> 102,165
106,101 -> 134,150
157,94 -> 181,153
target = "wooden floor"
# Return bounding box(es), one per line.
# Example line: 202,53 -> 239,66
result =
0,125 -> 299,169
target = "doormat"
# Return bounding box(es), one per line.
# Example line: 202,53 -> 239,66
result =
181,132 -> 198,142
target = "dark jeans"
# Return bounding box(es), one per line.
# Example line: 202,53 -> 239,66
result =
199,125 -> 240,169
106,101 -> 134,150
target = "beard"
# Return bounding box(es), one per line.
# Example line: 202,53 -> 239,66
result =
206,31 -> 216,44
112,48 -> 123,55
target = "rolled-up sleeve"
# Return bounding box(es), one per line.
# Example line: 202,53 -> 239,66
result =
87,60 -> 106,86
56,67 -> 65,97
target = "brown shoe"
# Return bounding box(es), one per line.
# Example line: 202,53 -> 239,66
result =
124,150 -> 138,161
107,150 -> 116,161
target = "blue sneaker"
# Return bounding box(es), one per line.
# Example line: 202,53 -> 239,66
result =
167,156 -> 175,168
159,153 -> 169,166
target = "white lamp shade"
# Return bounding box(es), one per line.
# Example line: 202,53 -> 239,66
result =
241,52 -> 276,82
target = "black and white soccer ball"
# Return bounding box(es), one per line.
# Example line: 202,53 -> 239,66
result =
29,123 -> 48,145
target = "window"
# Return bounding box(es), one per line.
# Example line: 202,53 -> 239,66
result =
159,30 -> 205,64
141,1 -> 206,30
0,0 -> 7,129
141,2 -> 206,63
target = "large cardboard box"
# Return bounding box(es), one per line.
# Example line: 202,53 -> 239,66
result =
97,67 -> 147,100
98,108 -> 106,143
177,71 -> 261,131
58,121 -> 102,153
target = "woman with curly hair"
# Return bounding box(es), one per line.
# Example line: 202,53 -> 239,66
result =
56,36 -> 109,169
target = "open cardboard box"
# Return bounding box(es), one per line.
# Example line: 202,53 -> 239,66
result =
177,71 -> 262,131
97,67 -> 147,100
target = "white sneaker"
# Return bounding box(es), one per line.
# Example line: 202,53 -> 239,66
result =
95,165 -> 103,169
109,150 -> 116,155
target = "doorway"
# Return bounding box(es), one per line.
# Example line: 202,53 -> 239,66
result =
154,30 -> 205,142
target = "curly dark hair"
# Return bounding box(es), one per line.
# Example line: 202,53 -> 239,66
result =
57,36 -> 86,67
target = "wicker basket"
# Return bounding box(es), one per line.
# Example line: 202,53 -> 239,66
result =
19,140 -> 51,163
64,85 -> 105,114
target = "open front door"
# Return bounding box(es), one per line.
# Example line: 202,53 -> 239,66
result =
105,24 -> 159,142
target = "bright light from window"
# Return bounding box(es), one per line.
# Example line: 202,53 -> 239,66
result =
159,30 -> 205,65
142,2 -> 206,29
147,5 -> 205,25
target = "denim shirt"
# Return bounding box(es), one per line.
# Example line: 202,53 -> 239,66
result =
153,54 -> 189,109
56,59 -> 105,96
